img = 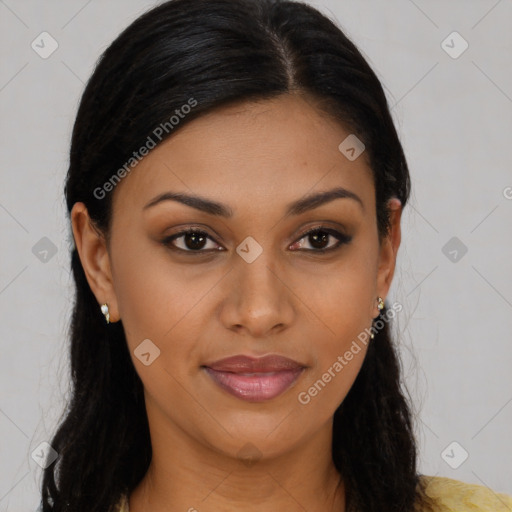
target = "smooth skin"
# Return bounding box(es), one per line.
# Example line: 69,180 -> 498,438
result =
71,93 -> 402,512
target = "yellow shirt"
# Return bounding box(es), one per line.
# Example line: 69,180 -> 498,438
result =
114,475 -> 512,511
419,475 -> 512,511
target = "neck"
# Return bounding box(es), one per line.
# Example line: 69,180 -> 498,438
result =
129,414 -> 345,512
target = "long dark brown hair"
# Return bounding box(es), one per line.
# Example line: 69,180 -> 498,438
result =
41,1 -> 437,510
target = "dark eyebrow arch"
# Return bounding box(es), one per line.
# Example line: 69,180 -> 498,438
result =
286,187 -> 364,216
143,191 -> 234,217
143,186 -> 364,217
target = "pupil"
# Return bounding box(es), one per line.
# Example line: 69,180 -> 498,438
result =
185,232 -> 206,250
310,231 -> 329,249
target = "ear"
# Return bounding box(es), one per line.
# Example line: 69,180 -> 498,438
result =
375,197 -> 402,315
70,202 -> 120,322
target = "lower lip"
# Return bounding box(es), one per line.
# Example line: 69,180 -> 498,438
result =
203,367 -> 305,402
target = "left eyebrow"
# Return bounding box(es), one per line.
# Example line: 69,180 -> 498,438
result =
142,186 -> 364,217
285,187 -> 364,216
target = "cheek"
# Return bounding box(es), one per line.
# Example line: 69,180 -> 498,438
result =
296,255 -> 376,333
296,327 -> 370,418
292,253 -> 376,411
111,252 -> 162,339
110,232 -> 183,357
111,238 -> 221,371
295,347 -> 369,432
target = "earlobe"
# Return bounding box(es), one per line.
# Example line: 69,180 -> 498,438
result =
70,202 -> 119,322
375,198 -> 402,309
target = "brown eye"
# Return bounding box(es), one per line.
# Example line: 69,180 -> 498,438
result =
163,229 -> 223,253
290,227 -> 352,253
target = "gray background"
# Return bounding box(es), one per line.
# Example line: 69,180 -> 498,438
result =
1,0 -> 511,509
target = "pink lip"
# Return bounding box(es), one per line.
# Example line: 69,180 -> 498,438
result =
203,355 -> 306,402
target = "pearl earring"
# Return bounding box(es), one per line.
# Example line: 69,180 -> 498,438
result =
370,296 -> 384,339
101,303 -> 110,324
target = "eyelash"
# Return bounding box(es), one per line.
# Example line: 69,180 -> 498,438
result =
161,225 -> 352,255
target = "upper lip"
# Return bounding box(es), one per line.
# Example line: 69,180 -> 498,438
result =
203,355 -> 305,373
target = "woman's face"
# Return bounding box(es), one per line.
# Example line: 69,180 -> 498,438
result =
72,93 -> 401,463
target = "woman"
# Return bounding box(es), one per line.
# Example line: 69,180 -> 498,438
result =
40,0 -> 512,511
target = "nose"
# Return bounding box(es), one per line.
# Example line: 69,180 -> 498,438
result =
218,248 -> 295,338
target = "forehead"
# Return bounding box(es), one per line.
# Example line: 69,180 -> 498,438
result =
111,93 -> 374,214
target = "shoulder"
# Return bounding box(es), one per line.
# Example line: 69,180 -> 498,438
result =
418,475 -> 512,511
